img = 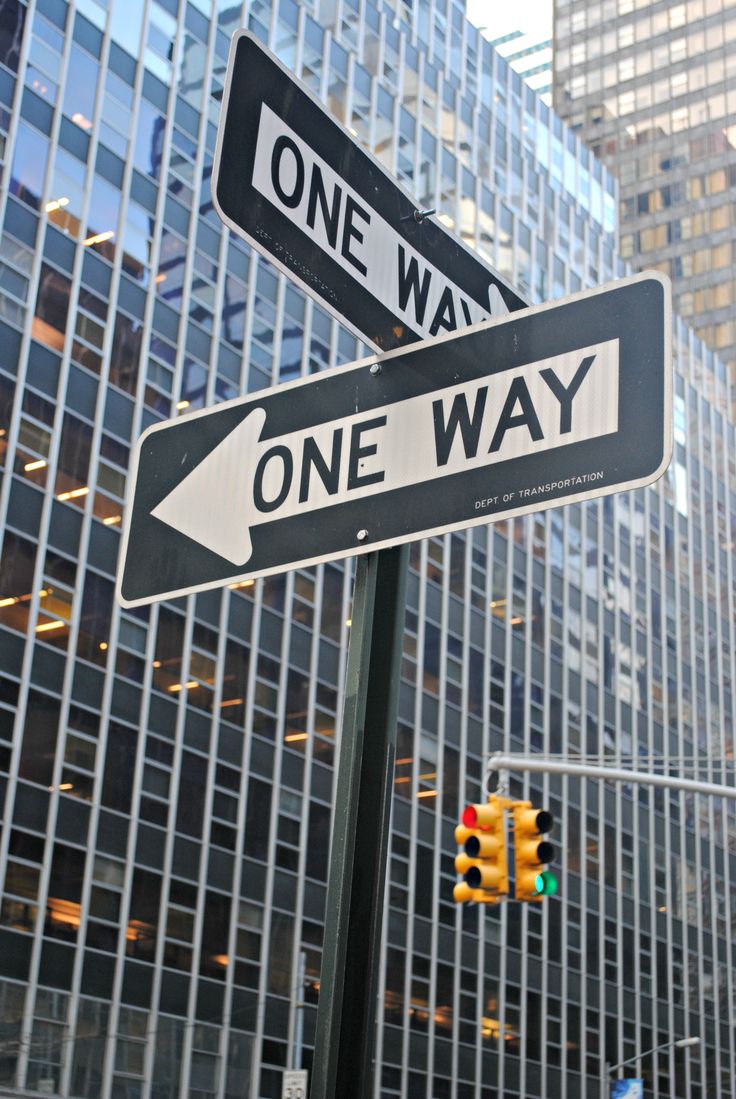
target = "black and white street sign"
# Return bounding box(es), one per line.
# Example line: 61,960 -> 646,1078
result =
117,274 -> 672,608
211,31 -> 527,352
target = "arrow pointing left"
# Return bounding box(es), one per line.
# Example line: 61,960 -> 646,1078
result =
151,407 -> 267,565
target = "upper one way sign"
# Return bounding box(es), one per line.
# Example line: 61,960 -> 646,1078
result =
211,31 -> 527,352
116,274 -> 672,608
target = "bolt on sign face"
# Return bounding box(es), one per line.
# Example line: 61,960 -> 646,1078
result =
211,31 -> 526,353
116,274 -> 672,608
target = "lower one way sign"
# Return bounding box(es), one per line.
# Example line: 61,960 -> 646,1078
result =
116,273 -> 672,608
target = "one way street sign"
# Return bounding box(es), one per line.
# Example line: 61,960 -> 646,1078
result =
116,274 -> 671,608
211,31 -> 526,353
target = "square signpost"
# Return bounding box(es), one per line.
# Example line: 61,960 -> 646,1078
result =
117,30 -> 673,1099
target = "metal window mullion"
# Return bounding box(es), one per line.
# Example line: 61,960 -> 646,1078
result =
612,500 -> 627,1067
569,511 -> 589,1087
209,221 -> 234,406
626,503 -> 645,1081
283,568 -> 320,1070
705,794 -> 721,1097
397,539 -> 425,1096
173,34 -> 219,415
426,533 -> 455,1095
643,484 -> 663,1099
376,9 -> 390,101
496,520 -> 514,1097
250,573 -> 297,1098
301,296 -> 314,377
538,510 -> 556,1099
136,603 -> 194,1099
311,21 -> 329,104
592,505 -> 607,1082
689,389 -> 709,1099
240,247 -> 260,392
373,857 -> 391,1099
263,0 -> 281,52
701,398 -> 724,1097
458,532 -> 484,1099
214,583 -> 264,1097
661,799 -> 674,1099
670,386 -> 692,1096
268,272 -> 286,386
549,505 -> 570,1090
120,68 -> 179,436
158,604 -> 202,1099
517,515 -> 534,1099
446,552 -> 465,1099
167,47 -> 202,411
189,24 -> 224,412
177,592 -> 231,1099
474,524 -> 495,1093
680,361 -> 700,1049
354,0 -> 368,74
383,76 -> 402,178
713,390 -> 736,1099
291,3 -> 307,80
94,604 -> 162,1099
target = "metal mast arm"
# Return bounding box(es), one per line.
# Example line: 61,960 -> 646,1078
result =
487,753 -> 736,800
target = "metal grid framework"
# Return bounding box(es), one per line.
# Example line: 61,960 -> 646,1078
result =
552,0 -> 736,369
0,0 -> 733,1098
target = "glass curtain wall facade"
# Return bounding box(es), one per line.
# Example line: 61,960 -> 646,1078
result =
552,0 -> 736,370
0,1 -> 733,1098
482,30 -> 553,103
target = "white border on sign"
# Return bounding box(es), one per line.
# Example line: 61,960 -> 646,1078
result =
115,272 -> 673,609
209,29 -> 527,352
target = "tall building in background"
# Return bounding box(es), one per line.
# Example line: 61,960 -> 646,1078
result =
0,2 -> 734,1099
552,0 -> 736,371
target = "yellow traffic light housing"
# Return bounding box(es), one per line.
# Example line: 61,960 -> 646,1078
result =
453,795 -> 509,903
512,801 -> 557,901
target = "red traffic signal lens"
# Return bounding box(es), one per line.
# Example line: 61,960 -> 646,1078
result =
462,805 -> 478,828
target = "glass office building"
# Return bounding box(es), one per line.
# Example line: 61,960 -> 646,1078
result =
552,0 -> 736,371
0,0 -> 734,1097
481,29 -> 553,104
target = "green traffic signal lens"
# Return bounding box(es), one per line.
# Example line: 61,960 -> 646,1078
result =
534,871 -> 558,896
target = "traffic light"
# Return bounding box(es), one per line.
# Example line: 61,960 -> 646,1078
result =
453,795 -> 509,903
512,801 -> 557,901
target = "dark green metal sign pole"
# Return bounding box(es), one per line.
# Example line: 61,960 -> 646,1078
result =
310,543 -> 409,1099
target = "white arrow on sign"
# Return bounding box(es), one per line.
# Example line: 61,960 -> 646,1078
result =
152,339 -> 619,565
